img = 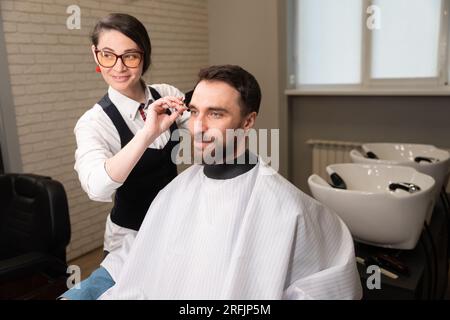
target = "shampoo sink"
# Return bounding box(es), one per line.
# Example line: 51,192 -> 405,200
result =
350,143 -> 449,198
308,163 -> 435,249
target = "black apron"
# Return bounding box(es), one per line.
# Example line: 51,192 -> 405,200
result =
98,87 -> 178,231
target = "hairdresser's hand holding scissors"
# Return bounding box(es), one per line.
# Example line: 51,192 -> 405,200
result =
143,96 -> 187,142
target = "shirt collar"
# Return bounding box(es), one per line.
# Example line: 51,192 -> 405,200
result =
108,85 -> 153,121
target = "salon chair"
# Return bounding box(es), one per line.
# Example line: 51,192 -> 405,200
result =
0,173 -> 71,300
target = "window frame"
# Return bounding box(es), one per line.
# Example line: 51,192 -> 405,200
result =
0,14 -> 23,173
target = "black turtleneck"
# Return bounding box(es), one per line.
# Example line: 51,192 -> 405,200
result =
203,149 -> 258,180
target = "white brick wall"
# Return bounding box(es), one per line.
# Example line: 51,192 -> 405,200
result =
1,0 -> 208,261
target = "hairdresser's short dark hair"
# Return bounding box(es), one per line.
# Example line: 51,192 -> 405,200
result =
91,13 -> 151,75
197,65 -> 261,115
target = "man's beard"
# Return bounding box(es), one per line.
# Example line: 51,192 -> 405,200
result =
193,130 -> 247,165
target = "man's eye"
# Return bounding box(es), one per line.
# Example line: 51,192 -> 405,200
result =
210,112 -> 222,118
190,110 -> 198,116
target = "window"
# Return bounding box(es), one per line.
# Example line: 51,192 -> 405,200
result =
288,0 -> 449,91
295,0 -> 363,85
371,0 -> 442,80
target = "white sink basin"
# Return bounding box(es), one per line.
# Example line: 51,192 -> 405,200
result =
350,143 -> 450,198
308,163 -> 435,250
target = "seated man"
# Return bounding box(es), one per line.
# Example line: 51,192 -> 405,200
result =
62,65 -> 362,300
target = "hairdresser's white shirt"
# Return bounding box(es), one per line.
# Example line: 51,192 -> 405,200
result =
74,84 -> 189,202
100,160 -> 363,300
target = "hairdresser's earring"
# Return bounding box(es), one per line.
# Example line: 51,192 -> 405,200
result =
96,65 -> 101,73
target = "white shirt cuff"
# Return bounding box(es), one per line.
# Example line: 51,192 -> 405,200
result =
86,162 -> 123,202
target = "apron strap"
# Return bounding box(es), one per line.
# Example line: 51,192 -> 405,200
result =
149,86 -> 162,100
98,94 -> 134,147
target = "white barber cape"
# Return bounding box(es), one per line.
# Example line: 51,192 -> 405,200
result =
100,160 -> 362,300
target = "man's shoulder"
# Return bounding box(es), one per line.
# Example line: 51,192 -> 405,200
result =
257,161 -> 305,199
177,164 -> 202,179
256,161 -> 328,217
160,164 -> 202,192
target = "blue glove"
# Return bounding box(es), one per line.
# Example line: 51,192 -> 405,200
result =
60,267 -> 115,300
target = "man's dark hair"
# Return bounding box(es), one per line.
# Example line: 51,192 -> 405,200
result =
91,13 -> 152,75
197,65 -> 261,115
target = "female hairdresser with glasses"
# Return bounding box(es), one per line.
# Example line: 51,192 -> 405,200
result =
74,13 -> 188,256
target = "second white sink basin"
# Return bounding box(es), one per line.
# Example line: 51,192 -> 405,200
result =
350,143 -> 450,198
308,163 -> 435,250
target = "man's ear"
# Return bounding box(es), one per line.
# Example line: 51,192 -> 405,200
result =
91,45 -> 99,64
243,112 -> 257,131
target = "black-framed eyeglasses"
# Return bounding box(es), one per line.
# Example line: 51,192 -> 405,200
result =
95,48 -> 143,68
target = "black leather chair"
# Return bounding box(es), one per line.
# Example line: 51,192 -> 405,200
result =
0,174 -> 71,299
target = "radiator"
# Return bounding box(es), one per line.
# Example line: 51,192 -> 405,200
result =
307,139 -> 450,193
307,139 -> 362,180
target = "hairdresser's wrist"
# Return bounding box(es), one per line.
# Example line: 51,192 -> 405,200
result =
135,127 -> 159,147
